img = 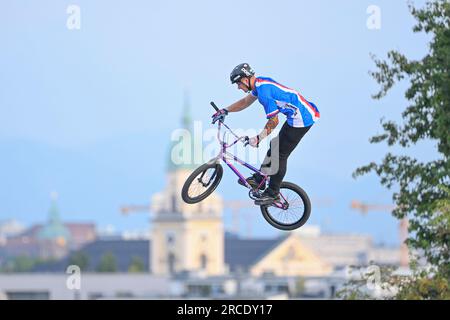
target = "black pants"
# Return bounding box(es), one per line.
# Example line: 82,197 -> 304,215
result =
260,121 -> 312,193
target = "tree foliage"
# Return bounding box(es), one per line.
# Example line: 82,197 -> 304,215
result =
350,0 -> 449,299
96,252 -> 118,272
354,0 -> 449,276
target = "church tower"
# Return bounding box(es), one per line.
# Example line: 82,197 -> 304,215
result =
150,93 -> 225,276
37,192 -> 71,259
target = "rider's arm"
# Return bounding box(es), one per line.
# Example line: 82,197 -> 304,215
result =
226,94 -> 257,113
258,115 -> 279,142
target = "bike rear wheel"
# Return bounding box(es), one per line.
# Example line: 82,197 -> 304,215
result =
181,162 -> 223,204
260,181 -> 311,231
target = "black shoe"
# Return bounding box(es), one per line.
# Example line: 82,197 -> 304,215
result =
237,174 -> 265,190
254,188 -> 279,205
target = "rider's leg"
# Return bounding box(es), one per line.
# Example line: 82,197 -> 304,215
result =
241,122 -> 311,193
268,123 -> 312,193
257,123 -> 311,204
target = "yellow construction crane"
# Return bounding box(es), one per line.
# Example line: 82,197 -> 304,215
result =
120,204 -> 151,215
350,200 -> 409,268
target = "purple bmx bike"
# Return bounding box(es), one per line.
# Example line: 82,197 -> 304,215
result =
181,102 -> 311,231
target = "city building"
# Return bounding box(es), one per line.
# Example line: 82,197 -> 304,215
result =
0,195 -> 96,260
0,99 -> 403,299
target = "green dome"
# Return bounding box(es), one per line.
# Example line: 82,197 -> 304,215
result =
38,197 -> 71,241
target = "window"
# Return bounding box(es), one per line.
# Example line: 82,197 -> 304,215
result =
187,284 -> 211,297
166,231 -> 175,245
115,291 -> 134,298
88,292 -> 104,300
6,291 -> 49,300
200,254 -> 208,270
171,194 -> 178,213
168,252 -> 176,274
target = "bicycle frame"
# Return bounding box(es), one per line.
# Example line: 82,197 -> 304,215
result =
208,102 -> 288,209
210,120 -> 290,210
213,120 -> 269,191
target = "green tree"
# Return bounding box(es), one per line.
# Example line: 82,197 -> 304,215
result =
96,252 -> 118,272
1,255 -> 36,272
128,256 -> 145,273
353,0 -> 449,298
395,190 -> 450,299
9,256 -> 35,272
68,251 -> 90,271
0,256 -> 56,273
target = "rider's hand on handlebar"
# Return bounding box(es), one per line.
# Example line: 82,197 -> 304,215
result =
244,135 -> 259,148
211,108 -> 228,124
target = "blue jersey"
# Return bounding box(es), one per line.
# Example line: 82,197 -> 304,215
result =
251,77 -> 320,127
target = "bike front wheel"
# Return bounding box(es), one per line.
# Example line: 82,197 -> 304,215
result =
181,162 -> 223,204
260,181 -> 311,231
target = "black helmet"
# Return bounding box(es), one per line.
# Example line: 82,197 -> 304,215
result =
230,63 -> 255,84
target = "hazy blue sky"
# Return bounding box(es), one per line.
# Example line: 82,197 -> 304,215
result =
0,0 -> 435,245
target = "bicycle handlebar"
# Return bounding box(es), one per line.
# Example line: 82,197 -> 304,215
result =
210,101 -> 250,148
210,101 -> 219,112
